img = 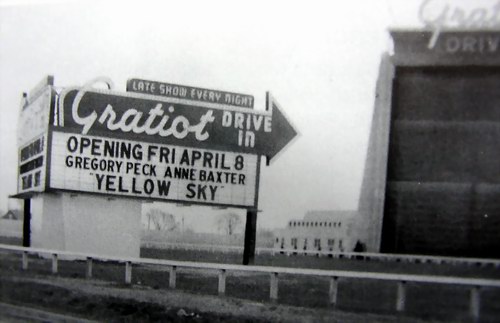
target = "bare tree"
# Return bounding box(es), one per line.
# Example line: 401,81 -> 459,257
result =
146,208 -> 177,231
217,213 -> 242,236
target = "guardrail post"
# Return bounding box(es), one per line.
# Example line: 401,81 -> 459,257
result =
125,261 -> 132,284
169,266 -> 177,289
22,251 -> 28,270
329,277 -> 338,307
86,258 -> 93,279
51,254 -> 58,274
470,286 -> 480,322
396,281 -> 406,312
218,269 -> 226,295
270,272 -> 279,301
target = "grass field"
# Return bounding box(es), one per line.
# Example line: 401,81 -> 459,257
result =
1,237 -> 500,322
142,247 -> 500,279
140,248 -> 500,322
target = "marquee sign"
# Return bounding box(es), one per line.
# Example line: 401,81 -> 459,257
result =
18,134 -> 48,194
418,0 -> 500,49
127,78 -> 254,108
16,77 -> 297,209
17,82 -> 55,195
58,86 -> 296,161
390,30 -> 500,67
49,132 -> 259,207
17,85 -> 54,146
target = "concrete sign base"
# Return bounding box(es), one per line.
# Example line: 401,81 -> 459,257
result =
30,193 -> 141,258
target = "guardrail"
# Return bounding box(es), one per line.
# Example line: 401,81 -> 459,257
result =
269,248 -> 500,267
142,241 -> 245,253
142,240 -> 500,268
1,243 -> 499,321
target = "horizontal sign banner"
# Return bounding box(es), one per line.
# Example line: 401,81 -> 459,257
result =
127,78 -> 254,108
59,87 -> 296,160
49,131 -> 259,207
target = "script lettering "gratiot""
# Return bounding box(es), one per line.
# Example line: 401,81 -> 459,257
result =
72,100 -> 215,141
419,0 -> 500,48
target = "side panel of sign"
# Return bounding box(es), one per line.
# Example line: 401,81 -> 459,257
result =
17,86 -> 54,195
18,134 -> 48,194
18,86 -> 54,147
49,131 -> 258,208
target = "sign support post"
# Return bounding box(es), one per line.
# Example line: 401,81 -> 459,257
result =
243,209 -> 257,265
22,199 -> 31,247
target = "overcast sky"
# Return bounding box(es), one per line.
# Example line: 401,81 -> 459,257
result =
0,0 -> 461,230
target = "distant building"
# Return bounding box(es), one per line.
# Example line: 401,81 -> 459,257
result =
1,210 -> 23,220
273,211 -> 364,253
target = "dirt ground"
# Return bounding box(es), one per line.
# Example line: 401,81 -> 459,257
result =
1,271 -> 449,323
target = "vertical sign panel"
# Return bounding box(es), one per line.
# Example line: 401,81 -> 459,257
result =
17,86 -> 53,195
